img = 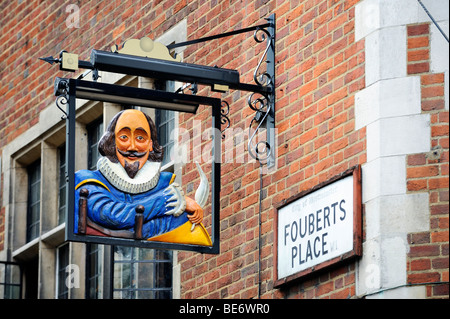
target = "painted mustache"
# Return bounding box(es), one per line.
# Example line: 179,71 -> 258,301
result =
117,149 -> 147,158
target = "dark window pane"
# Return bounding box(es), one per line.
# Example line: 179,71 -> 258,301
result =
87,119 -> 104,170
113,247 -> 172,299
57,244 -> 69,299
27,160 -> 41,242
58,144 -> 66,224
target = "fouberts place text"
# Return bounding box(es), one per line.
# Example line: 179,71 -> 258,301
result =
283,199 -> 346,268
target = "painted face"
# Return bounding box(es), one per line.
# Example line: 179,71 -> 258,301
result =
114,110 -> 153,177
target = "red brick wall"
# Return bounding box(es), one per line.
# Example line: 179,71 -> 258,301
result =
406,23 -> 449,298
178,0 -> 366,299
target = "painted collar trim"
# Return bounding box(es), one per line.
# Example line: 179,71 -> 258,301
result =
97,156 -> 161,194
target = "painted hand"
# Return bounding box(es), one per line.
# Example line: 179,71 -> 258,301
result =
185,196 -> 203,225
163,183 -> 186,217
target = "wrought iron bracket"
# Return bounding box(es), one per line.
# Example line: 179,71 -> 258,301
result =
44,14 -> 276,167
169,14 -> 276,166
54,77 -> 69,119
248,14 -> 275,167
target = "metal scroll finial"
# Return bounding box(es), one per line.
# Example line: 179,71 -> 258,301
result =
39,56 -> 60,65
54,78 -> 69,120
220,101 -> 231,139
252,27 -> 273,87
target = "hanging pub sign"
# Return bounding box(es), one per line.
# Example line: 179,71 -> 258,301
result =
52,37 -> 227,254
274,166 -> 362,286
74,109 -> 213,248
60,82 -> 222,254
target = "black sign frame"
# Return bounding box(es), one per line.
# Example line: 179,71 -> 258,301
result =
61,78 -> 221,254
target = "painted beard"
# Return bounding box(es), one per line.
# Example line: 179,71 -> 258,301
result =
116,149 -> 148,179
124,160 -> 140,179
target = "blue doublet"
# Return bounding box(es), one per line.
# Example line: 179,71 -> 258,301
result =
74,169 -> 189,239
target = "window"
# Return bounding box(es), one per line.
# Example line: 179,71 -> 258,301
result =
0,261 -> 22,299
86,243 -> 103,299
23,257 -> 38,299
58,144 -> 66,225
86,118 -> 105,298
56,243 -> 70,299
27,160 -> 41,242
113,246 -> 172,299
87,119 -> 104,170
155,80 -> 176,167
156,109 -> 176,167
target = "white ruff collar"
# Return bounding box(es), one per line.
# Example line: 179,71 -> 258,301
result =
97,157 -> 161,194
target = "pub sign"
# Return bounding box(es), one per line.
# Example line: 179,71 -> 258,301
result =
52,38 -> 224,254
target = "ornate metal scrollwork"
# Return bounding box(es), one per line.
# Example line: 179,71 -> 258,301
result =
55,78 -> 69,120
247,17 -> 275,166
253,27 -> 273,88
247,92 -> 272,163
56,95 -> 69,119
220,100 -> 230,139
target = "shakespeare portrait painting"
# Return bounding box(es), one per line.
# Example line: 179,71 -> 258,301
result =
73,109 -> 212,246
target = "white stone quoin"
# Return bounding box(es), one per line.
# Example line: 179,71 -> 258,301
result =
354,0 -> 448,298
